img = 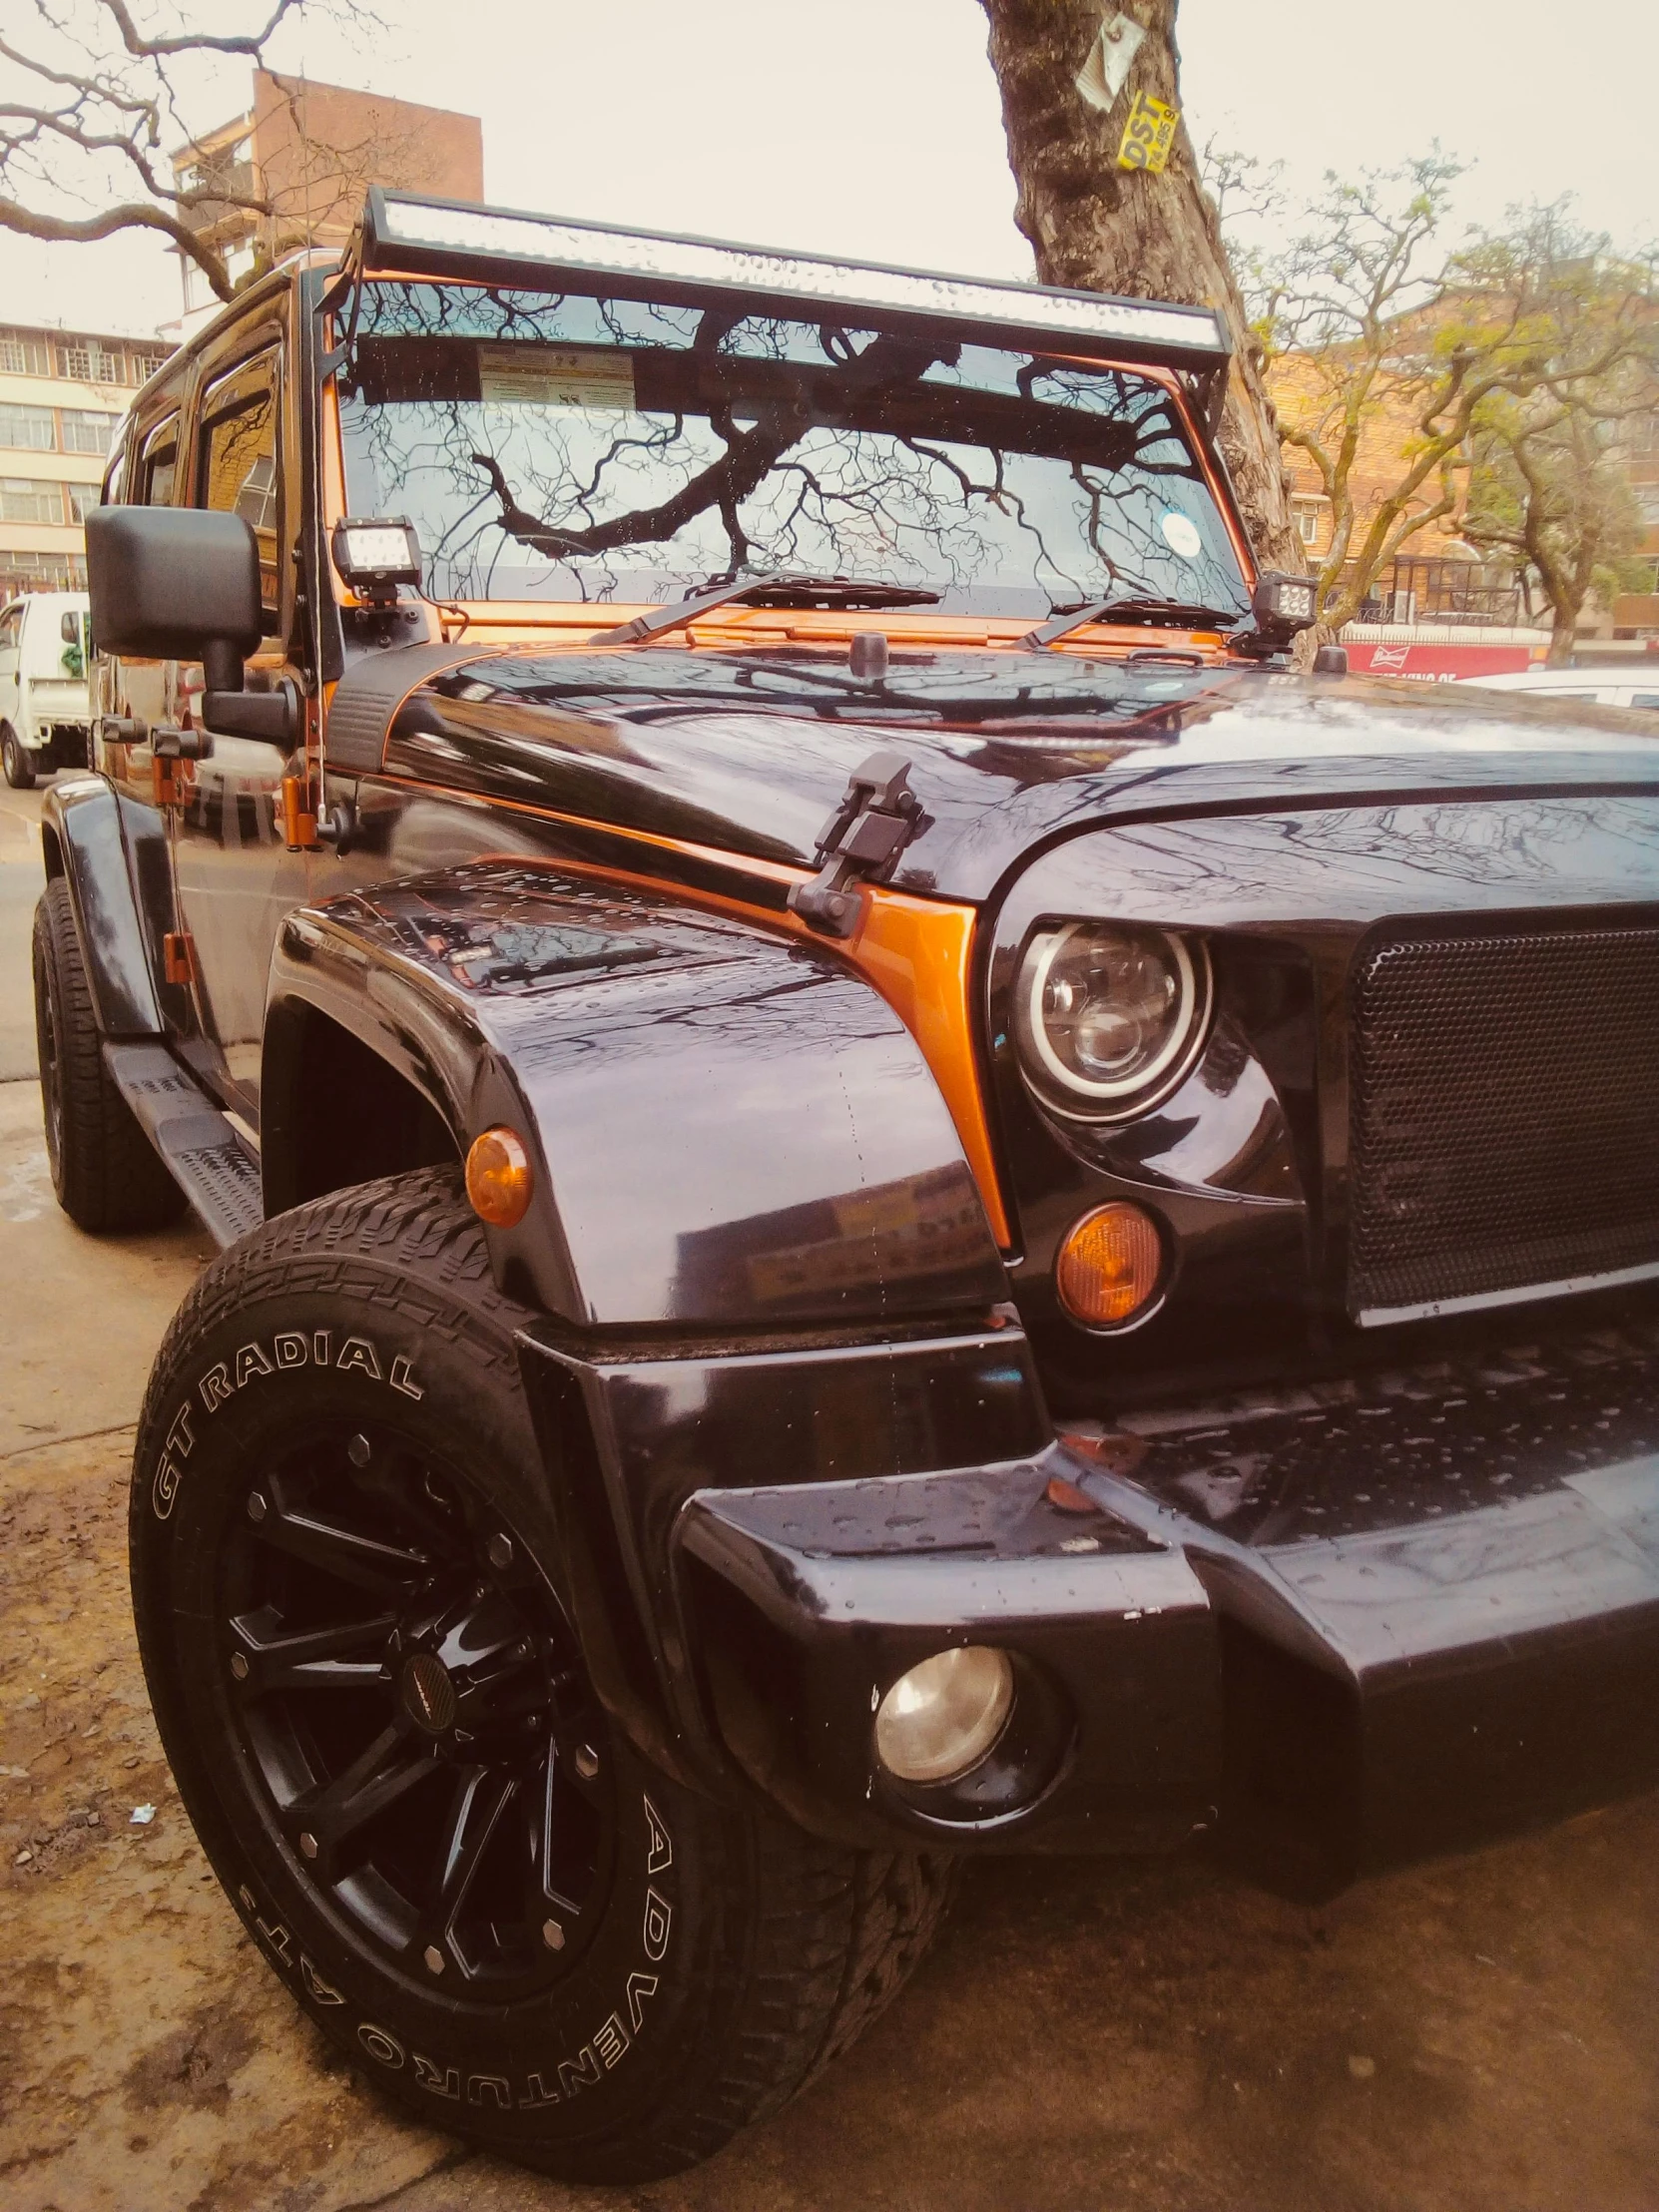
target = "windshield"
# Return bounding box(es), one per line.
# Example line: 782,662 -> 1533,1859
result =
338,280 -> 1249,618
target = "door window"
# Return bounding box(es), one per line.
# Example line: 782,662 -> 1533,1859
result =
136,415 -> 179,505
0,604 -> 21,654
1629,693 -> 1659,714
196,352 -> 282,630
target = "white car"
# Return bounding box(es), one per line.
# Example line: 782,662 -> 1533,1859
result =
0,591 -> 93,789
1464,666 -> 1659,714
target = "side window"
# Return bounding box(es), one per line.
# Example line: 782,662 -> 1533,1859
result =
136,413 -> 180,506
1629,693 -> 1659,715
196,351 -> 282,630
0,604 -> 22,654
101,438 -> 127,508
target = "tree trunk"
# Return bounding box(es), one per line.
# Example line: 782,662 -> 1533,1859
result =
978,0 -> 1300,571
1545,609 -> 1580,667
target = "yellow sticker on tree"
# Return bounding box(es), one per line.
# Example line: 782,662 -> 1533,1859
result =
1116,91 -> 1178,175
478,344 -> 636,408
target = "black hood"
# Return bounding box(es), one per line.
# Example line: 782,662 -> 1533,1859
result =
382,645 -> 1659,904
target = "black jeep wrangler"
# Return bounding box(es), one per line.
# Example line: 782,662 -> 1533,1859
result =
34,188 -> 1659,2181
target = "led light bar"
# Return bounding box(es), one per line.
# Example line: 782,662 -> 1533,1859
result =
360,189 -> 1231,369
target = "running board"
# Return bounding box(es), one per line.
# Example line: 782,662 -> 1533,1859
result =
102,1041 -> 265,1248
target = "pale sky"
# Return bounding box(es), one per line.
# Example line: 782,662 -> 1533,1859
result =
2,0 -> 1653,336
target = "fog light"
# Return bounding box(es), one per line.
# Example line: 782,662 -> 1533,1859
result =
874,1646 -> 1013,1785
465,1125 -> 533,1227
1055,1200 -> 1162,1328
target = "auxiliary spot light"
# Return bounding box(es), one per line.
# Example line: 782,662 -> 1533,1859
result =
331,516 -> 423,603
874,1646 -> 1014,1785
1250,570 -> 1320,636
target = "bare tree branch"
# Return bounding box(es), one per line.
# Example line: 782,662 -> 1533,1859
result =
0,2 -> 371,303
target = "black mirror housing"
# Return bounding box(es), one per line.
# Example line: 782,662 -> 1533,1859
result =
85,506 -> 263,668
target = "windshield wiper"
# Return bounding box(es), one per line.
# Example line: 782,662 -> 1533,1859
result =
593,572 -> 941,647
1019,595 -> 1244,651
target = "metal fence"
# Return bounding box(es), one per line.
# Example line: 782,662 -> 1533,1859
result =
1345,559 -> 1525,627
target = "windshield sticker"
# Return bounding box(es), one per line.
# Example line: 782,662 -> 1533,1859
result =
1160,511 -> 1202,559
479,345 -> 636,409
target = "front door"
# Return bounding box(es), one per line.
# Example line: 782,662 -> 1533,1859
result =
170,327 -> 313,1123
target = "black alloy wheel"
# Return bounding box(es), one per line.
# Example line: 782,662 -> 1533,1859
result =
131,1171 -> 953,2182
224,1418 -> 614,1995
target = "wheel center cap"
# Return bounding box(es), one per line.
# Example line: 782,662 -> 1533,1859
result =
401,1651 -> 458,1735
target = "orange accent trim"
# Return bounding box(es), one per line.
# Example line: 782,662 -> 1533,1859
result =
377,768 -> 805,889
281,774 -> 318,849
164,930 -> 199,986
374,768 -> 1012,1248
844,890 -> 1011,1248
152,756 -> 191,808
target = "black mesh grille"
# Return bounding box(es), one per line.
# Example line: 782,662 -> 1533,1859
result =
1349,923 -> 1659,1315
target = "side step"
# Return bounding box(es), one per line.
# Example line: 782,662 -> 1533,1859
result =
103,1040 -> 265,1249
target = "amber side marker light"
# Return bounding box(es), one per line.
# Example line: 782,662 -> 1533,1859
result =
1055,1201 -> 1163,1328
465,1126 -> 534,1228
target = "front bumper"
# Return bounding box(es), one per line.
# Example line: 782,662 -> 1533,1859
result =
517,1313 -> 1659,1887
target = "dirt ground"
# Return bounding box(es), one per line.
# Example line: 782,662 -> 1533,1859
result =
3,778 -> 1658,2212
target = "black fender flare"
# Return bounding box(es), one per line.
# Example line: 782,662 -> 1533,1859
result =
262,857 -> 1019,1787
264,857 -> 1005,1333
38,774 -> 169,1036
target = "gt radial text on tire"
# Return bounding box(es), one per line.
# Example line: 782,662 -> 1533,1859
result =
32,876 -> 185,1234
129,1170 -> 953,2183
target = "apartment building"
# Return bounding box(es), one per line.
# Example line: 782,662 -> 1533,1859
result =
0,324 -> 170,596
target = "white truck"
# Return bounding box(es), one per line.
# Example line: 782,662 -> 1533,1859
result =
0,590 -> 93,788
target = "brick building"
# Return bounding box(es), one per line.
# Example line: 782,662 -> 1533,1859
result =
170,70 -> 484,337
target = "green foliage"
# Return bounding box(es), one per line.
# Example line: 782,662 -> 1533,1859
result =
1212,153 -> 1659,632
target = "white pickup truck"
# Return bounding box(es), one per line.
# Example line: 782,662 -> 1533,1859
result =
0,590 -> 92,788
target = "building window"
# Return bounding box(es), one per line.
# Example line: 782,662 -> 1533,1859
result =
0,549 -> 86,589
66,481 -> 98,523
59,409 -> 118,455
0,331 -> 51,376
56,343 -> 92,381
0,477 -> 70,523
0,403 -> 56,452
87,343 -> 123,383
128,352 -> 169,386
1295,503 -> 1322,546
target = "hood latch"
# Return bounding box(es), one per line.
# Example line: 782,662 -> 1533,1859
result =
789,749 -> 925,937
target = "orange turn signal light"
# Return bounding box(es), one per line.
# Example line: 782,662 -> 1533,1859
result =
465,1126 -> 533,1228
1055,1201 -> 1163,1328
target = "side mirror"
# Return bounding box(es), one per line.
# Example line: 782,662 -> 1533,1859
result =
85,505 -> 262,697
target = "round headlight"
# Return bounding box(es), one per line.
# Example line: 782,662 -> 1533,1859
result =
1014,921 -> 1210,1118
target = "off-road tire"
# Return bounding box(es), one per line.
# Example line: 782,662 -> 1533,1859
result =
2,723 -> 35,789
32,877 -> 185,1233
130,1170 -> 954,2182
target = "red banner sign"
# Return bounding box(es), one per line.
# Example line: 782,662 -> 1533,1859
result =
1346,641 -> 1540,681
